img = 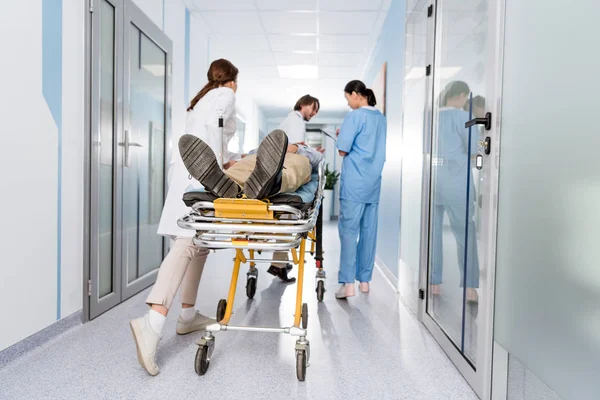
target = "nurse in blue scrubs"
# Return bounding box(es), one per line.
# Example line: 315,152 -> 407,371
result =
335,80 -> 387,299
430,81 -> 480,302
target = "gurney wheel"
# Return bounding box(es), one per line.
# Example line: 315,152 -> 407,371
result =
195,345 -> 210,376
296,350 -> 307,382
301,303 -> 309,330
316,280 -> 325,302
246,277 -> 257,299
216,299 -> 227,322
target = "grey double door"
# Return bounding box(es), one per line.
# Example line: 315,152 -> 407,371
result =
89,0 -> 172,319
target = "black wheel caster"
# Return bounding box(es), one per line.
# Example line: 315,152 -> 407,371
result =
301,303 -> 308,330
195,345 -> 210,376
216,299 -> 227,322
246,276 -> 257,299
296,350 -> 307,381
316,280 -> 325,302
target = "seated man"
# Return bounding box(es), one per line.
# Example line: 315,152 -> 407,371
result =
179,129 -> 323,283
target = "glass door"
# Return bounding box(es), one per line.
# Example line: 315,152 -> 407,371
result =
420,0 -> 504,397
89,0 -> 171,319
121,1 -> 171,300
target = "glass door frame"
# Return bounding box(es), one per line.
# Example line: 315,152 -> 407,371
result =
87,0 -> 125,320
417,0 -> 507,398
120,0 -> 172,301
85,0 -> 172,320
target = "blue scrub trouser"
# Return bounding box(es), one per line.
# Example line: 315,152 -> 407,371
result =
431,202 -> 480,288
338,200 -> 379,284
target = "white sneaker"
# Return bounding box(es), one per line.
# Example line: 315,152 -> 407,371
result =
335,284 -> 356,299
176,312 -> 216,335
359,282 -> 370,293
130,314 -> 162,376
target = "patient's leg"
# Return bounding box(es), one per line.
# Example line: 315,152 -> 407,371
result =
244,129 -> 288,199
178,134 -> 241,198
224,154 -> 257,186
278,154 -> 311,194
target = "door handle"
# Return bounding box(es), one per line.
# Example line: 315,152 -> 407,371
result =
118,130 -> 143,167
465,112 -> 492,131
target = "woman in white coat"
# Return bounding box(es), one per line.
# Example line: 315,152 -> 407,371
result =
130,59 -> 240,376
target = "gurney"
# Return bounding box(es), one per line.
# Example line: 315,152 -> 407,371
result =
176,161 -> 327,382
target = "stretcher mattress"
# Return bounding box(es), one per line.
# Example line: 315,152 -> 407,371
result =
182,191 -> 311,210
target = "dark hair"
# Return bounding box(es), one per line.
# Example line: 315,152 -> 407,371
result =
440,81 -> 470,107
188,59 -> 239,111
344,80 -> 376,107
294,95 -> 320,113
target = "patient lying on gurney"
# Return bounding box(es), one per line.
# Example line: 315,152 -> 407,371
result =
179,129 -> 323,283
179,129 -> 323,201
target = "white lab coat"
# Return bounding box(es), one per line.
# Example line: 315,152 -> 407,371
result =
157,87 -> 239,238
279,111 -> 306,144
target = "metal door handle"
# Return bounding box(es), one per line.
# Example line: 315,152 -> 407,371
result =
465,112 -> 492,131
118,130 -> 143,167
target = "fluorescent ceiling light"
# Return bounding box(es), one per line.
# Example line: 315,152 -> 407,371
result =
290,33 -> 317,37
292,50 -> 315,54
405,67 -> 462,80
278,65 -> 319,79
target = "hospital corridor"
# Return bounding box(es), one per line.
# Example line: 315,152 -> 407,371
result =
1,0 -> 599,399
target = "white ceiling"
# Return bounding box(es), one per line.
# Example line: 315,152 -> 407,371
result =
184,0 -> 392,118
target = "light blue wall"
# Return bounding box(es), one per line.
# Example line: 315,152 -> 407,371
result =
42,0 -> 63,319
362,0 -> 406,277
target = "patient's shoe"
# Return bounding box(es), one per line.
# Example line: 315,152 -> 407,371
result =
179,134 -> 241,198
244,129 -> 288,199
130,314 -> 162,376
176,311 -> 216,335
335,283 -> 356,299
267,264 -> 296,283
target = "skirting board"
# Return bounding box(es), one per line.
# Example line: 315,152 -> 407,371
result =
0,310 -> 83,369
375,256 -> 399,293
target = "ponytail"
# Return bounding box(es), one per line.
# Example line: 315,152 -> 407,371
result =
187,81 -> 220,111
365,88 -> 377,107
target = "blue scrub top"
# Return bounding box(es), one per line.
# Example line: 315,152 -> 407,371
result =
336,107 -> 387,204
434,107 -> 479,205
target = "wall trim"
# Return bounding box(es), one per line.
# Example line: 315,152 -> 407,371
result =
375,256 -> 399,293
0,310 -> 82,369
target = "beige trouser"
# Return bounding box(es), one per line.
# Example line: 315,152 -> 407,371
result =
272,251 -> 289,269
224,153 -> 311,194
146,237 -> 209,309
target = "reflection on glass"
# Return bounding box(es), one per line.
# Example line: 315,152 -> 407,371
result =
99,0 -> 115,298
126,26 -> 166,284
427,0 -> 487,365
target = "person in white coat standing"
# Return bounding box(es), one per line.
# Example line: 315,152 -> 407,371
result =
266,95 -> 321,283
130,59 -> 240,376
